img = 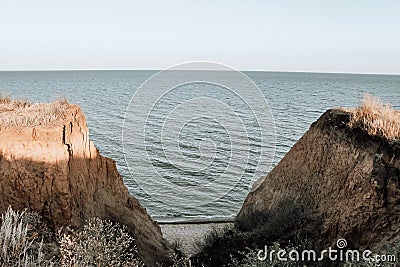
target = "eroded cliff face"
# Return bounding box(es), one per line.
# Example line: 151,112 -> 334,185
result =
238,109 -> 400,248
0,104 -> 172,266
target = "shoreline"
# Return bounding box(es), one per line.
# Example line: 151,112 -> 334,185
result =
156,217 -> 235,225
159,220 -> 234,257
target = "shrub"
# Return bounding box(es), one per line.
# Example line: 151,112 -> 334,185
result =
1,207 -> 144,266
192,197 -> 315,267
191,226 -> 241,267
168,253 -> 192,267
347,94 -> 400,140
0,206 -> 51,266
59,218 -> 143,267
235,197 -> 311,245
194,226 -> 231,253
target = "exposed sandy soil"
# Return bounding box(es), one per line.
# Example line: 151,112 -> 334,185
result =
160,222 -> 234,256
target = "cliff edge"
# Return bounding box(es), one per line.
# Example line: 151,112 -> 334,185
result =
0,100 -> 172,266
238,107 -> 400,249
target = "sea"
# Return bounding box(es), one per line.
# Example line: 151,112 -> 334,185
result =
0,70 -> 399,220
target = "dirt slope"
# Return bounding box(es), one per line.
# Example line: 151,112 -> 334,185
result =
238,109 -> 400,249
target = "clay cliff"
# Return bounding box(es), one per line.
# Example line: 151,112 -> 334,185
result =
0,101 -> 173,266
238,108 -> 400,249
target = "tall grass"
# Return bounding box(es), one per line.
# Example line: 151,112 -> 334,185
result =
0,207 -> 48,266
0,207 -> 144,267
0,95 -> 69,127
347,94 -> 400,140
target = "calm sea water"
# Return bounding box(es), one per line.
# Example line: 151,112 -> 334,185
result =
0,70 -> 399,219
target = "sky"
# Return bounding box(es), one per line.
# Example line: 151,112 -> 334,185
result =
0,0 -> 399,74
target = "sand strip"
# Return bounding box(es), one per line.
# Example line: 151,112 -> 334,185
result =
159,220 -> 234,257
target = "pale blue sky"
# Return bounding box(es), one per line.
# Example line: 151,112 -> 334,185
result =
0,0 -> 399,73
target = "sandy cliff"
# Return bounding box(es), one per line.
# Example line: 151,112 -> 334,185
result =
238,109 -> 400,248
0,102 -> 172,266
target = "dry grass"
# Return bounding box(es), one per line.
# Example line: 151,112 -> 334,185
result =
59,218 -> 143,266
0,207 -> 49,266
0,95 -> 69,127
1,207 -> 144,266
346,94 -> 400,140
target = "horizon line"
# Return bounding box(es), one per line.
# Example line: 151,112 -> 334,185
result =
0,68 -> 398,76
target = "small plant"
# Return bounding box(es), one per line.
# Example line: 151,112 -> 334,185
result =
347,94 -> 400,140
195,226 -> 229,253
59,217 -> 143,267
1,207 -> 145,266
0,93 -> 30,109
236,197 -> 309,238
171,253 -> 192,267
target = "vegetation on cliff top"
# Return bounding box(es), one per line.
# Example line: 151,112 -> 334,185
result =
0,94 -> 69,127
347,94 -> 400,140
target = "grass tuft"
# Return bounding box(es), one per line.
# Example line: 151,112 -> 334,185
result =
0,206 -> 50,266
346,94 -> 400,140
0,95 -> 70,127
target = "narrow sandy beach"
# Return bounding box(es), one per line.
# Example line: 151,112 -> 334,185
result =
159,219 -> 234,257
